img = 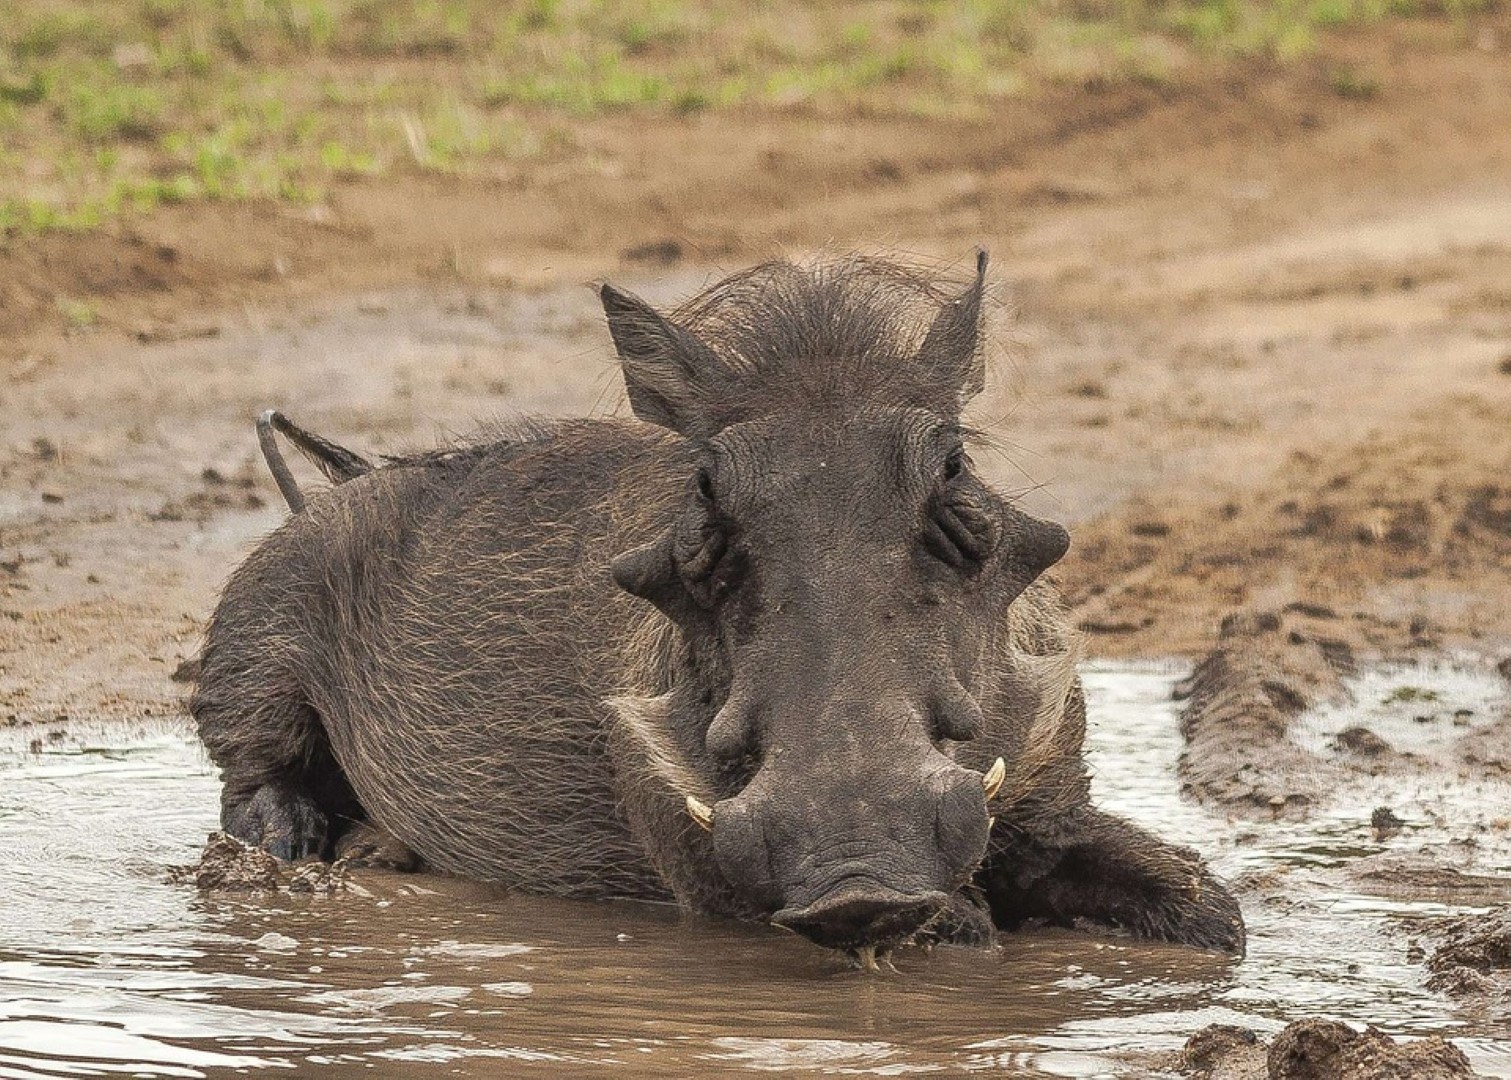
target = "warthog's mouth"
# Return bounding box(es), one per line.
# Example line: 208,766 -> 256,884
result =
771,884 -> 951,968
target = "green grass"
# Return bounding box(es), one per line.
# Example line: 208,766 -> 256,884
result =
1382,685 -> 1442,704
55,296 -> 98,328
1329,63 -> 1382,97
0,0 -> 1498,234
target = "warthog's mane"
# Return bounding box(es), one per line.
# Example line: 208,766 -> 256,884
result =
664,254 -> 988,425
372,417 -> 556,474
991,582 -> 1085,815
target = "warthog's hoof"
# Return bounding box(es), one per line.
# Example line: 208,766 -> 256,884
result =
225,782 -> 328,861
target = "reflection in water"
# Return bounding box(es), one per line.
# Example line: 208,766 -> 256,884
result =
0,667 -> 1507,1078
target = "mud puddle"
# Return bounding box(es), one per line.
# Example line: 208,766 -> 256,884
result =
1,667 -> 1507,1079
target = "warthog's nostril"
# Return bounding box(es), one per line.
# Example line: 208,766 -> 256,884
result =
770,887 -> 950,951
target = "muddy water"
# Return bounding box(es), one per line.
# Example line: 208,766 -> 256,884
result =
1,667 -> 1507,1079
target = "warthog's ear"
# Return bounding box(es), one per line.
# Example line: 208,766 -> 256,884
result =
917,249 -> 988,410
601,284 -> 723,437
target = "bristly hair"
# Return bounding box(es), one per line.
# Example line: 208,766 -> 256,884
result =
667,254 -> 988,425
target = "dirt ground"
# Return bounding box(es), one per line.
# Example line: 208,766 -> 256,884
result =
2,12 -> 1510,732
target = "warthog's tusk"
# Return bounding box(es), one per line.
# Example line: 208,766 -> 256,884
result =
983,757 -> 1006,801
686,795 -> 714,832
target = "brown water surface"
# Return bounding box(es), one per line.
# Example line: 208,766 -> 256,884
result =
1,666 -> 1507,1078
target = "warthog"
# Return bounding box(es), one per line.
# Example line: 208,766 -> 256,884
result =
191,254 -> 1243,966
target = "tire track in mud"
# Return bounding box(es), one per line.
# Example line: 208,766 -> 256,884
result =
1175,607 -> 1355,817
1176,606 -> 1511,817
1173,602 -> 1511,1029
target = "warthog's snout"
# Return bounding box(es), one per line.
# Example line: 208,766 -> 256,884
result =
696,753 -> 998,958
771,886 -> 951,953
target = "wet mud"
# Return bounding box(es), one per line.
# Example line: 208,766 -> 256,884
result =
1420,908 -> 1511,1006
1175,1018 -> 1480,1079
1177,608 -> 1511,816
2,21 -> 1509,1076
1175,607 -> 1355,814
1174,618 -> 1511,1032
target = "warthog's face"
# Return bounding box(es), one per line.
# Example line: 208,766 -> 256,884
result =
603,256 -> 1068,956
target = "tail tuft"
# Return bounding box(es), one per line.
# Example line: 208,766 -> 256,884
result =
256,410 -> 374,513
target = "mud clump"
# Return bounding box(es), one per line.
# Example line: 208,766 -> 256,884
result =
1333,725 -> 1394,759
1423,908 -> 1511,1002
1334,726 -> 1391,755
286,858 -> 349,893
1369,806 -> 1404,840
170,826 -> 421,894
1174,1019 -> 1481,1078
173,831 -> 351,893
1175,608 -> 1354,814
1176,1024 -> 1265,1079
175,832 -> 282,891
1269,1019 -> 1477,1079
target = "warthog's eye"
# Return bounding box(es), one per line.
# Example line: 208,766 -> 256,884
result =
677,468 -> 743,605
679,523 -> 726,584
923,448 -> 999,571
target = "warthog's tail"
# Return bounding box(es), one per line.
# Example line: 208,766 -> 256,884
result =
256,409 -> 374,513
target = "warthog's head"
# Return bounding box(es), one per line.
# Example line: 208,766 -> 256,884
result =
603,255 -> 1069,958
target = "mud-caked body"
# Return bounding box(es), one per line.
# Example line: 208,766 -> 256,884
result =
193,256 -> 1244,960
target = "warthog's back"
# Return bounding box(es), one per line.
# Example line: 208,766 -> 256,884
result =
252,417 -> 690,896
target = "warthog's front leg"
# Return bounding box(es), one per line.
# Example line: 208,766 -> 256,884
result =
980,807 -> 1245,955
